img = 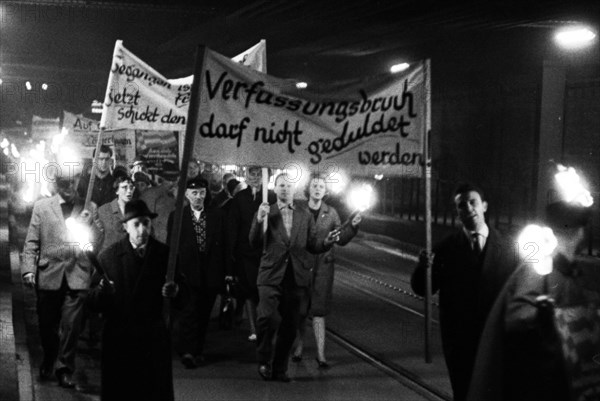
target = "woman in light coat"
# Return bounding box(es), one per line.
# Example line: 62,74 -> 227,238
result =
292,173 -> 361,367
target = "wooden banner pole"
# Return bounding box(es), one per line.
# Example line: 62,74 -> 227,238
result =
423,59 -> 433,363
164,45 -> 208,327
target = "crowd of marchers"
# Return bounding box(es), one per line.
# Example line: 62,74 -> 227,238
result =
19,145 -> 599,401
20,147 -> 363,400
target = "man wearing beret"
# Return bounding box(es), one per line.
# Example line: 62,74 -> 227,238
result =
168,177 -> 230,368
89,199 -> 184,401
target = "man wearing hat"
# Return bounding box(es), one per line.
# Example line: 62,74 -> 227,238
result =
140,161 -> 179,243
167,177 -> 230,368
468,198 -> 600,401
89,199 -> 184,401
129,156 -> 148,176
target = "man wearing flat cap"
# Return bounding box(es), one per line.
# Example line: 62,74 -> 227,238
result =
89,199 -> 185,401
167,177 -> 230,368
468,198 -> 600,401
140,161 -> 179,243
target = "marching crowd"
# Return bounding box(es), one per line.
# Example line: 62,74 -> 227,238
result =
20,147 -> 362,400
19,145 -> 599,401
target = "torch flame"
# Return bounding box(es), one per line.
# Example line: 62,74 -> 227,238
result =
65,217 -> 92,251
554,164 -> 594,207
347,183 -> 375,213
517,224 -> 558,276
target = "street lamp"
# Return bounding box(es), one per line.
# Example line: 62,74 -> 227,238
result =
554,27 -> 596,50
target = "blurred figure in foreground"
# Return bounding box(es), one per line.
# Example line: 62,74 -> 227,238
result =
468,199 -> 600,401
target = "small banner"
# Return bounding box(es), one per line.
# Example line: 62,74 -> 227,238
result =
62,111 -> 101,158
62,111 -> 135,167
102,40 -> 267,131
192,48 -> 429,177
135,130 -> 179,175
554,305 -> 600,401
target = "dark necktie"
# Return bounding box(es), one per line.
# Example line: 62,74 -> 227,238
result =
472,233 -> 482,255
137,246 -> 146,258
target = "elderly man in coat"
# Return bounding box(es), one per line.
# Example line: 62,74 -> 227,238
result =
167,177 -> 230,368
21,171 -> 102,388
89,199 -> 184,401
250,172 -> 338,382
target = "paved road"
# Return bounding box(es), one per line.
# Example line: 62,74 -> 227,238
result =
7,215 -> 444,400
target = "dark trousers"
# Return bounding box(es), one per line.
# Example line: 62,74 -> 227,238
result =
178,286 -> 219,356
256,264 -> 309,374
36,279 -> 87,373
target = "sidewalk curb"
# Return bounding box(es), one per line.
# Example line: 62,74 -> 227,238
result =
0,182 -> 21,401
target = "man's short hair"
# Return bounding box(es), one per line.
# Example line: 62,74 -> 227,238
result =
93,145 -> 113,158
453,183 -> 485,202
274,172 -> 292,186
247,166 -> 272,177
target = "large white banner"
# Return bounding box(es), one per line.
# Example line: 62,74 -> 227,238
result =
192,49 -> 429,177
102,40 -> 267,131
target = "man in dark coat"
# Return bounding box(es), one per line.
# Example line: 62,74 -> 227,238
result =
411,183 -> 517,401
167,177 -> 229,368
89,199 -> 183,401
77,145 -> 116,208
250,173 -> 338,382
228,166 -> 276,341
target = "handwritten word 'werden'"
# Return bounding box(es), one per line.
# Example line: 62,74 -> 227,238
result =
204,70 -> 417,124
358,143 -> 423,166
307,112 -> 413,164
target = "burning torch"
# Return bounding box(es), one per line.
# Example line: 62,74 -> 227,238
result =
339,183 -> 375,230
517,164 -> 593,296
65,216 -> 111,283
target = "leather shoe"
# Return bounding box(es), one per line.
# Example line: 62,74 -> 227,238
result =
56,371 -> 76,388
39,365 -> 53,381
257,364 -> 272,381
316,358 -> 330,369
272,372 -> 291,383
181,354 -> 197,369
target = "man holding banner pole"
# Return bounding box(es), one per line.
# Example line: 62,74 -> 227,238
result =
250,172 -> 339,382
411,183 -> 516,401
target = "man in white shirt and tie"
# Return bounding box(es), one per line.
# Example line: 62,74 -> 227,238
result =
249,173 -> 338,382
411,183 -> 517,401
